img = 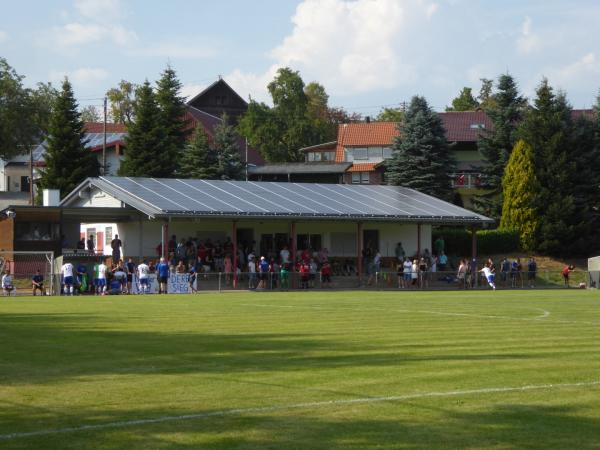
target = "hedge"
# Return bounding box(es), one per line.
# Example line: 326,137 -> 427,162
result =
432,228 -> 520,256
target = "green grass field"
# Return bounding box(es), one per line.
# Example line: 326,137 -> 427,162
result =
1,290 -> 600,449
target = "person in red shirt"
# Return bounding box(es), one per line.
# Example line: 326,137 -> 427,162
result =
321,261 -> 332,286
562,265 -> 574,287
299,260 -> 310,289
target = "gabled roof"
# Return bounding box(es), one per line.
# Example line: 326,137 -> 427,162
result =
335,122 -> 399,162
60,176 -> 493,224
186,78 -> 248,108
347,162 -> 383,172
84,122 -> 128,133
437,111 -> 492,142
185,106 -> 265,166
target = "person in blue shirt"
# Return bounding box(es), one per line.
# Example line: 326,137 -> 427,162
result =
156,257 -> 170,294
32,270 -> 44,296
76,262 -> 88,294
188,265 -> 197,293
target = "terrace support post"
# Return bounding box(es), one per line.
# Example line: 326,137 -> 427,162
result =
417,223 -> 422,259
161,221 -> 168,260
232,221 -> 238,288
291,221 -> 297,288
471,226 -> 478,288
357,222 -> 363,284
138,218 -> 143,261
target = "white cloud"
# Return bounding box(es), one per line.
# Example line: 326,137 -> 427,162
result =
48,22 -> 137,49
50,67 -> 109,86
516,16 -> 541,55
226,66 -> 280,103
181,83 -> 207,101
552,53 -> 600,85
0,30 -> 7,44
74,0 -> 123,22
227,0 -> 438,101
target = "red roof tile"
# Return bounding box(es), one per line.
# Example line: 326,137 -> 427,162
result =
346,163 -> 381,172
335,122 -> 399,162
84,122 -> 128,133
437,111 -> 492,142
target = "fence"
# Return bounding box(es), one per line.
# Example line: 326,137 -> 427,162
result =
42,269 -> 594,296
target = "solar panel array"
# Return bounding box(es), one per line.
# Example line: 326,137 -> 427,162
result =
31,133 -> 127,162
91,176 -> 492,223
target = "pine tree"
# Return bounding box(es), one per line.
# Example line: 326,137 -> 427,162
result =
39,78 -> 99,198
119,81 -> 168,177
499,140 -> 539,251
475,74 -> 527,218
178,127 -> 218,179
213,114 -> 243,180
517,79 -> 578,256
385,96 -> 456,201
156,65 -> 187,176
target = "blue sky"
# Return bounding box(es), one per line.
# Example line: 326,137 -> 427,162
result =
2,0 -> 600,116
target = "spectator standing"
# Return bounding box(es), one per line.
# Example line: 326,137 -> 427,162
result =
321,261 -> 332,287
438,251 -> 448,273
188,265 -> 197,293
395,242 -> 405,263
397,260 -> 405,288
157,257 -> 170,294
500,257 -> 510,286
457,259 -> 467,289
248,256 -> 257,289
86,235 -> 95,253
125,258 -> 135,294
280,262 -> 290,290
258,256 -> 269,289
419,257 -> 428,288
279,245 -> 290,264
32,269 -> 44,296
434,236 -> 445,256
403,258 -> 412,288
111,234 -> 122,264
527,257 -> 537,288
411,259 -> 419,287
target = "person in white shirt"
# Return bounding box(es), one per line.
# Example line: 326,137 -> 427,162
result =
247,259 -> 256,289
280,246 -> 290,264
62,262 -> 75,295
2,271 -> 15,296
480,265 -> 497,290
96,262 -> 108,295
403,259 -> 412,288
137,260 -> 150,294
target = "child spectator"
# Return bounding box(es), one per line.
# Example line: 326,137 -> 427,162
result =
321,261 -> 332,286
3,271 -> 15,296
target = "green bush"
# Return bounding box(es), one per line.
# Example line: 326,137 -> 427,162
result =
433,228 -> 520,256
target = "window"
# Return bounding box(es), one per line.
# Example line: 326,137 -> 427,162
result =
361,172 -> 370,184
345,149 -> 354,162
323,151 -> 335,161
351,172 -> 361,184
307,152 -> 315,162
105,226 -> 113,245
352,148 -> 368,160
470,123 -> 485,129
313,152 -> 322,162
368,147 -> 383,159
383,147 -> 393,159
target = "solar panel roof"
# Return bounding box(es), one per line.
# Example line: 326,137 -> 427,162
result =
62,177 -> 494,225
30,133 -> 127,161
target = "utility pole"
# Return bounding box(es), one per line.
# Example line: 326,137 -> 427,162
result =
29,145 -> 34,205
245,137 -> 248,181
102,97 -> 107,175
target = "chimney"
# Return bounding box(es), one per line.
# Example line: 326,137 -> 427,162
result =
43,189 -> 60,207
366,116 -> 371,123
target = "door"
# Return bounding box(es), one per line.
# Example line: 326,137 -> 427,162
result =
363,229 -> 379,252
20,176 -> 30,193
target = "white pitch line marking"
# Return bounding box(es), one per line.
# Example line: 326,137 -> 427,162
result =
1,380 -> 599,441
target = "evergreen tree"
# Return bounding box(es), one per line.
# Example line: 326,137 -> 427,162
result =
475,74 -> 527,218
178,126 -> 218,179
517,79 -> 578,255
39,78 -> 99,197
155,65 -> 187,176
499,140 -> 539,251
385,96 -> 456,201
446,87 -> 479,111
477,78 -> 497,110
119,81 -> 168,177
213,114 -> 243,180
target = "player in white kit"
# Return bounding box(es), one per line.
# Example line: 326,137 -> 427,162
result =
96,261 -> 108,295
137,260 -> 150,294
480,265 -> 496,290
62,262 -> 75,295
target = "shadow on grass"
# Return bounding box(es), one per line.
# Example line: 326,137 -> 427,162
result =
0,313 -> 535,386
2,401 -> 600,449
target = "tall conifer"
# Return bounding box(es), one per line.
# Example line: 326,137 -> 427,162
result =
213,114 -> 243,180
39,78 -> 99,198
178,127 -> 218,179
119,81 -> 167,177
385,96 -> 455,201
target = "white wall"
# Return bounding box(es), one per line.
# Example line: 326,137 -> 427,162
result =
72,187 -> 122,208
114,218 -> 431,261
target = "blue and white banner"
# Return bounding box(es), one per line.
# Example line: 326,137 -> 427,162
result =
132,273 -> 196,294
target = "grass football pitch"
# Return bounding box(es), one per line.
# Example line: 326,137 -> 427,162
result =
1,290 -> 600,449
